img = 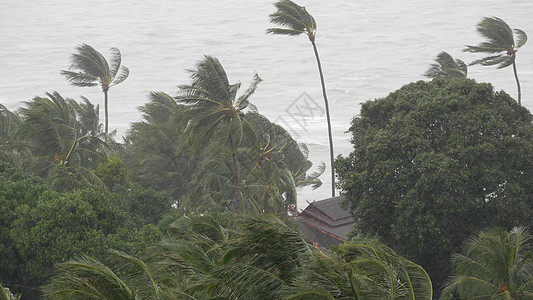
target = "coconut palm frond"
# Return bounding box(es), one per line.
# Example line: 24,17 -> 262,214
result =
267,0 -> 316,38
515,28 -> 528,48
425,51 -> 468,78
443,227 -> 533,299
0,282 -> 21,300
236,73 -> 262,109
111,65 -> 129,87
43,254 -> 135,300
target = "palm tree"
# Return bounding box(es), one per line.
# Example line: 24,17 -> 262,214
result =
424,52 -> 467,78
124,92 -> 196,202
61,43 -> 129,134
464,16 -> 527,105
176,55 -> 261,214
441,227 -> 533,299
267,0 -> 336,197
18,92 -> 108,190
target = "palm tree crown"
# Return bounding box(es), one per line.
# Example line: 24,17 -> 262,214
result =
61,44 -> 129,134
464,16 -> 527,104
176,55 -> 261,213
267,0 -> 317,41
267,0 -> 336,197
442,227 -> 533,299
424,51 -> 467,78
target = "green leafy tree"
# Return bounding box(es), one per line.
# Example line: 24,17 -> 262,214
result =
464,16 -> 528,105
442,227 -> 533,299
0,160 -> 48,299
267,0 -> 335,197
424,51 -> 467,78
176,55 -> 261,214
335,77 -> 533,292
61,43 -> 129,134
10,188 -> 137,282
94,154 -> 130,191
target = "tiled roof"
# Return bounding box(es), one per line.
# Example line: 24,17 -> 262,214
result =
307,196 -> 351,221
295,196 -> 354,248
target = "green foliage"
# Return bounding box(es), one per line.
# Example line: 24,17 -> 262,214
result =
335,77 -> 533,291
45,214 -> 432,299
424,51 -> 467,78
441,227 -> 533,299
124,58 -> 321,215
123,91 -> 196,202
10,188 -> 137,280
0,161 -> 152,298
1,281 -> 21,300
464,16 -> 527,68
94,154 -> 130,191
61,43 -> 129,134
16,92 -> 108,191
122,187 -> 173,225
464,16 -> 528,104
267,0 -> 317,40
268,0 -> 335,197
0,160 -> 48,296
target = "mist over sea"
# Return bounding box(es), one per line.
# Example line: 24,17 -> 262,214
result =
1,0 -> 532,209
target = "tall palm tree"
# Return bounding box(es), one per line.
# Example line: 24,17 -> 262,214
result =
176,55 -> 261,214
441,227 -> 533,299
267,0 -> 336,197
424,51 -> 468,78
464,16 -> 528,105
61,43 -> 129,134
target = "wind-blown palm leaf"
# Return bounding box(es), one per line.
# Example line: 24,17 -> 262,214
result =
267,0 -> 317,39
0,282 -> 21,300
464,16 -> 527,104
441,227 -> 533,299
337,239 -> 433,299
424,52 -> 467,78
43,250 -> 177,300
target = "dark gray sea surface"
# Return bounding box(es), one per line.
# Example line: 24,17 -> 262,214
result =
1,0 -> 532,208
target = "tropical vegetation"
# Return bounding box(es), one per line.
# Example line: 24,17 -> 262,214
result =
0,3 -> 531,300
267,0 -> 336,197
42,214 -> 432,300
335,76 -> 533,292
441,227 -> 533,299
424,51 -> 467,78
61,44 -> 129,134
464,16 -> 528,105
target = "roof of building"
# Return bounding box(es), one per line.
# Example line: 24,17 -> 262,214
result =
294,196 -> 354,248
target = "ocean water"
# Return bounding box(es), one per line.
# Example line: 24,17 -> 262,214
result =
1,0 -> 532,209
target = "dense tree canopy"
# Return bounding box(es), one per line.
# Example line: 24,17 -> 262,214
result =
43,214 -> 432,300
335,77 -> 533,289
